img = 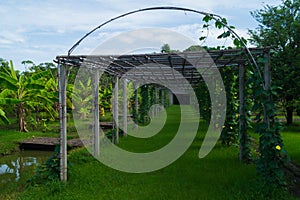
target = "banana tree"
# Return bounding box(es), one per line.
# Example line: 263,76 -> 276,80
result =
42,68 -> 73,120
72,78 -> 93,119
0,61 -> 56,132
73,77 -> 112,119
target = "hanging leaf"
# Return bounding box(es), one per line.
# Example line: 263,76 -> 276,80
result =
233,38 -> 240,47
203,15 -> 213,23
215,20 -> 223,29
202,24 -> 209,28
199,36 -> 207,41
241,37 -> 248,45
221,17 -> 227,25
217,31 -> 231,39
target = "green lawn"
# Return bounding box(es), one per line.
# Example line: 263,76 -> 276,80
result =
281,124 -> 300,164
1,106 -> 298,199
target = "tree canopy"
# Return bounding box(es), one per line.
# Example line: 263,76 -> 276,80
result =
249,0 -> 300,124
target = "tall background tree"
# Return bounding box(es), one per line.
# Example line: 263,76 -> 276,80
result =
249,0 -> 300,125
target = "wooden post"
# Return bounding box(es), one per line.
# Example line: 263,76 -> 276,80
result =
134,83 -> 138,129
161,89 -> 165,108
92,70 -> 100,156
112,80 -> 115,143
114,77 -> 119,144
263,50 -> 271,129
239,64 -> 247,162
150,86 -> 154,118
123,78 -> 127,136
58,63 -> 67,181
169,90 -> 173,105
155,87 -> 159,115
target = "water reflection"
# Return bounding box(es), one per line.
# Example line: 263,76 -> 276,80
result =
0,151 -> 52,184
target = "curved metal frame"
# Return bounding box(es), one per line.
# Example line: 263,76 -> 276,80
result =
67,6 -> 263,81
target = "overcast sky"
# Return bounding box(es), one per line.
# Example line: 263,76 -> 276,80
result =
0,0 -> 282,71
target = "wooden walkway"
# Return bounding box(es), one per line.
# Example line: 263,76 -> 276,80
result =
19,137 -> 90,151
100,122 -> 113,129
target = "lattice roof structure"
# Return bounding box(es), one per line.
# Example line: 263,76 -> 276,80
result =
56,47 -> 270,86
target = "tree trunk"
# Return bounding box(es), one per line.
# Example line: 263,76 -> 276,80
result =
18,103 -> 28,132
286,106 -> 293,125
53,102 -> 59,120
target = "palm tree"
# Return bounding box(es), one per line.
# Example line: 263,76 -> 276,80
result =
0,61 -> 56,132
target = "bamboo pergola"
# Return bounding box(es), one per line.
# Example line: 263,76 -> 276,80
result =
56,47 -> 271,181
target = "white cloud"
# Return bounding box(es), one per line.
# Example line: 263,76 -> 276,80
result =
165,0 -> 282,11
1,0 -> 281,34
0,0 -> 283,71
0,30 -> 26,45
90,28 -> 195,55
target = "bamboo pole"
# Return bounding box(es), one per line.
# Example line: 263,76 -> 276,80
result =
114,77 -> 119,144
263,50 -> 271,129
134,83 -> 138,129
155,87 -> 159,115
239,64 -> 247,162
169,90 -> 173,105
92,70 -> 100,156
58,63 -> 67,181
123,78 -> 127,136
161,89 -> 165,108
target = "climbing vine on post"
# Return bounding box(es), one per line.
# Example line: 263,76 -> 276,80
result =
239,64 -> 252,163
251,51 -> 290,188
131,83 -> 139,126
195,81 -> 211,123
149,85 -> 156,117
219,67 -> 239,146
201,14 -> 289,187
140,84 -> 150,124
161,88 -> 169,108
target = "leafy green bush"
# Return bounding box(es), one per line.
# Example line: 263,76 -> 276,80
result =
29,146 -> 62,184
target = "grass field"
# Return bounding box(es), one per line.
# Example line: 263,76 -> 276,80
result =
281,124 -> 300,164
0,106 -> 299,199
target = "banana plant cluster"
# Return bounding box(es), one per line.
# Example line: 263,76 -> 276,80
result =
72,77 -> 112,120
0,60 -> 57,132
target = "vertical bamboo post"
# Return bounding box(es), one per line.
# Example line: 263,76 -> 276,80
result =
134,83 -> 138,129
239,64 -> 247,162
169,90 -> 173,105
161,89 -> 165,108
114,76 -> 119,144
263,50 -> 271,129
150,85 -> 155,118
58,63 -> 67,181
123,78 -> 127,136
111,80 -> 115,143
155,87 -> 159,116
92,69 -> 100,156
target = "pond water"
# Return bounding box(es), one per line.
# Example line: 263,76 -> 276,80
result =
0,151 -> 53,186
